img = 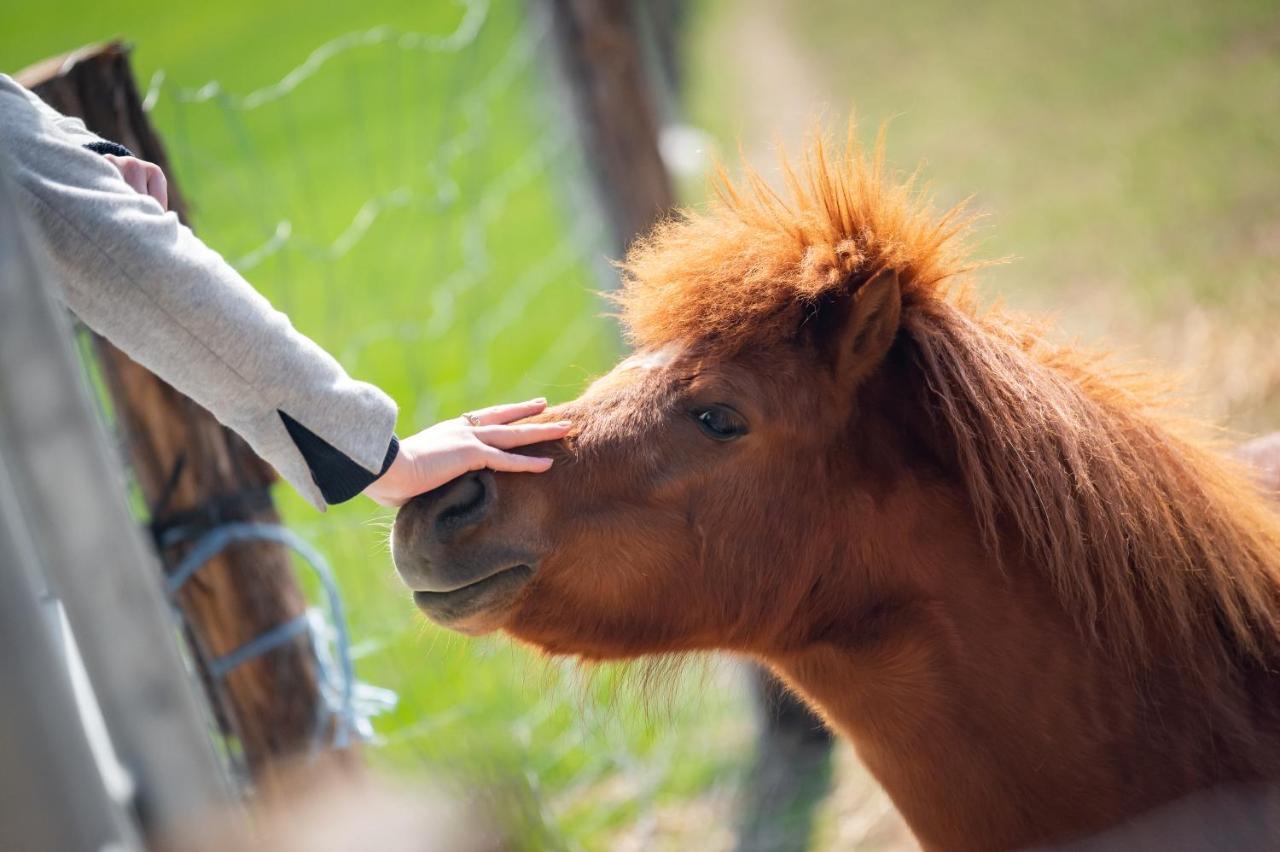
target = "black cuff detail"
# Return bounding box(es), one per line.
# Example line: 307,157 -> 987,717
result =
379,434 -> 400,477
83,140 -> 135,158
279,410 -> 398,505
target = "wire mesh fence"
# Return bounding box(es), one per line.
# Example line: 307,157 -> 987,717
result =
127,1 -> 754,846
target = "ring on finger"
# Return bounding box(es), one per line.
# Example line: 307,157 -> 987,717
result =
462,412 -> 481,427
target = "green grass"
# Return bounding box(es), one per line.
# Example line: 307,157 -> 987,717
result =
2,3 -> 750,848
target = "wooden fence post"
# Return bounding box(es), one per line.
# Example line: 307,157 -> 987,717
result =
0,157 -> 233,843
531,0 -> 675,256
19,43 -> 335,780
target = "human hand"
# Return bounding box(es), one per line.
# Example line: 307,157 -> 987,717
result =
363,398 -> 569,508
103,153 -> 169,210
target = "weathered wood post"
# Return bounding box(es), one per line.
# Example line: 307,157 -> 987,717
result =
0,155 -> 233,844
19,43 -> 335,780
531,0 -> 675,257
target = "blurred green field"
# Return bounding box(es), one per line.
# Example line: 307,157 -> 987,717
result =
2,2 -> 752,849
6,0 -> 1279,848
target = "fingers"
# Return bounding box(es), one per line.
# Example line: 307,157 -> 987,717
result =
104,154 -> 169,209
480,447 -> 554,474
464,398 -> 548,427
146,165 -> 169,210
473,421 -> 571,450
105,154 -> 147,195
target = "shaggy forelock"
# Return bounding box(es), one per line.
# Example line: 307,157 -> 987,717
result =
614,124 -> 981,357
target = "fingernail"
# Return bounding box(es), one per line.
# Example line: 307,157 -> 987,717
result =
557,420 -> 571,428
538,457 -> 554,467
531,397 -> 547,404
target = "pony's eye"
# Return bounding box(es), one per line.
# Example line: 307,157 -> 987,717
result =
691,404 -> 748,442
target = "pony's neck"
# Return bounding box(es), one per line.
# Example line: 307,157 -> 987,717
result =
899,302 -> 1280,680
761,326 -> 1280,850
764,479 -> 1272,850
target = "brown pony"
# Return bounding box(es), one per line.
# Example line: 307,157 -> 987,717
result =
392,128 -> 1280,850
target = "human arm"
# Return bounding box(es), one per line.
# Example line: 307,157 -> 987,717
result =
0,72 -> 395,510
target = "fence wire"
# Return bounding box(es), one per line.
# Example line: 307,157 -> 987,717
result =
134,2 -> 753,847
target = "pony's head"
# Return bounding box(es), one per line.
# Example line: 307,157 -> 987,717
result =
392,128 -> 981,658
392,128 -> 1280,678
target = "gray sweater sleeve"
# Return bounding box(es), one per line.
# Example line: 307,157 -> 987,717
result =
0,74 -> 397,511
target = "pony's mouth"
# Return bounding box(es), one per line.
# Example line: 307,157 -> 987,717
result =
412,563 -> 535,631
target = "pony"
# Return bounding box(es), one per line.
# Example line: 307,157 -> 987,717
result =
391,127 -> 1280,850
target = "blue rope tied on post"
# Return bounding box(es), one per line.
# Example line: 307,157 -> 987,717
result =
164,521 -> 371,749
205,613 -> 310,680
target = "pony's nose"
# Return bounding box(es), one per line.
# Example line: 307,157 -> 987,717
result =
391,470 -> 497,592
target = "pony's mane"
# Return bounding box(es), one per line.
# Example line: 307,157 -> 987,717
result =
618,127 -> 985,357
618,126 -> 1280,673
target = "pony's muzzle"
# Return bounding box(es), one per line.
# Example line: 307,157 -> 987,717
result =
391,470 -> 539,628
392,470 -> 496,591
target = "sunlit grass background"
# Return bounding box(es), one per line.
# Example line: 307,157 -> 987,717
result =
5,0 -> 1279,848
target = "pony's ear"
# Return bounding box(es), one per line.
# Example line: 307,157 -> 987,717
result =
836,268 -> 902,381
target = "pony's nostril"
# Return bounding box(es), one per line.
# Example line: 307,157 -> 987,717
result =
439,476 -> 484,522
432,470 -> 494,537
